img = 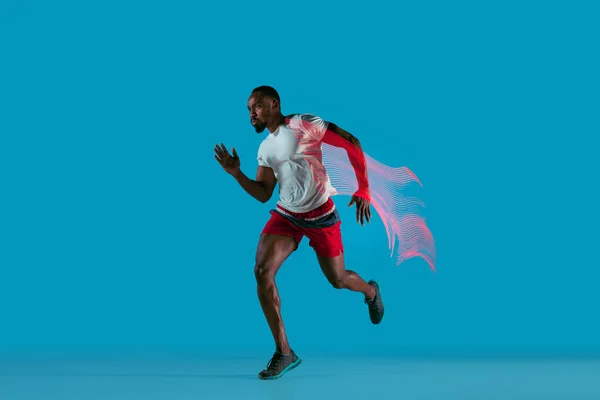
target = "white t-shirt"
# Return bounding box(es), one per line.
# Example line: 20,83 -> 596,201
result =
257,114 -> 337,213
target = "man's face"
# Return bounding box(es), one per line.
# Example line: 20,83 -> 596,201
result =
247,92 -> 274,133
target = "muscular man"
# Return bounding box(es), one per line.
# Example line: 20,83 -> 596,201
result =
214,86 -> 384,380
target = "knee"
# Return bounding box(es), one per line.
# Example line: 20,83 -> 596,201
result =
329,275 -> 347,289
254,263 -> 275,284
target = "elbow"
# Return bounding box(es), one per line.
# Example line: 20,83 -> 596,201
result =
259,189 -> 273,203
348,133 -> 362,148
263,191 -> 274,203
346,139 -> 363,155
256,181 -> 275,203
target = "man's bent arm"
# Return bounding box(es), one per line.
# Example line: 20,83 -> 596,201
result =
321,122 -> 371,201
232,166 -> 277,203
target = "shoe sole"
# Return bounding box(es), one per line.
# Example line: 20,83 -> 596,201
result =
258,358 -> 302,380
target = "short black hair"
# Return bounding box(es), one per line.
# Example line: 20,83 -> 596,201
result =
252,85 -> 280,102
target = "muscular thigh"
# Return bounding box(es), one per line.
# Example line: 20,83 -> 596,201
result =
255,234 -> 299,278
316,252 -> 346,283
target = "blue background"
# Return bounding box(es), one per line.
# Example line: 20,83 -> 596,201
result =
1,0 -> 598,360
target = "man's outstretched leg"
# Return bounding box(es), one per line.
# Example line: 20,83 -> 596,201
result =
316,251 -> 385,324
254,233 -> 302,380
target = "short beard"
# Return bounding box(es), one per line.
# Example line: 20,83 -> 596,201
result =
254,123 -> 267,133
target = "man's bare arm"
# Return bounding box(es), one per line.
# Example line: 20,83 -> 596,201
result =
325,122 -> 363,149
321,121 -> 372,224
232,166 -> 277,203
321,122 -> 369,194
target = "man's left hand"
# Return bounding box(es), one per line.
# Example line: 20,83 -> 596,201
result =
348,195 -> 372,226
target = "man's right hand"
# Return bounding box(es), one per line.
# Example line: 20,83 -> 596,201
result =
214,143 -> 241,176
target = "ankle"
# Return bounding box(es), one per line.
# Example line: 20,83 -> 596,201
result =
366,286 -> 376,300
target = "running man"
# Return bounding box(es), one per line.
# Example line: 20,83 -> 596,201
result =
214,86 -> 384,380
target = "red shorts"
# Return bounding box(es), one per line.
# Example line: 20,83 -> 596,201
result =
261,198 -> 344,258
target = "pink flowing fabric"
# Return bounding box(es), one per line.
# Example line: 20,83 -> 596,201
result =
321,143 -> 436,272
285,114 -> 436,271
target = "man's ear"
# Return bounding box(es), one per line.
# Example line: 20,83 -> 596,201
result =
272,98 -> 280,111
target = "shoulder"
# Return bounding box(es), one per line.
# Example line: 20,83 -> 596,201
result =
258,135 -> 270,149
285,113 -> 326,123
285,113 -> 328,133
257,136 -> 272,166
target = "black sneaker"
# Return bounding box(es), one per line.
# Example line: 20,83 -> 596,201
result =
258,350 -> 302,380
365,280 -> 384,324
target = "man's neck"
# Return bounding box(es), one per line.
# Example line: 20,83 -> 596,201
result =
267,113 -> 286,133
